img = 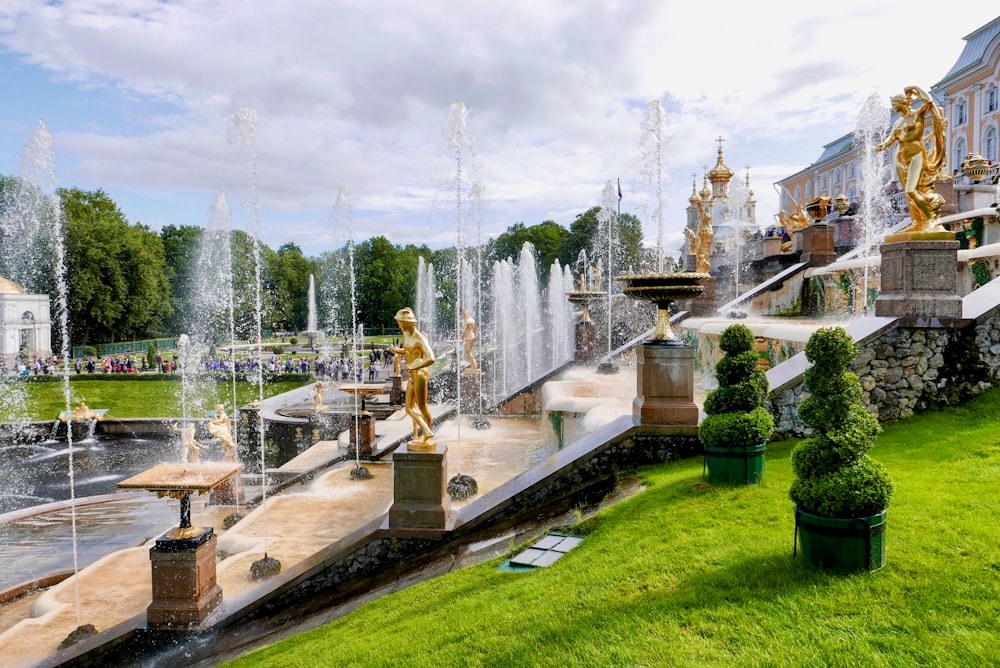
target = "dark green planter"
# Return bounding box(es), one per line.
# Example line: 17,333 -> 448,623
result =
704,443 -> 766,485
795,506 -> 887,573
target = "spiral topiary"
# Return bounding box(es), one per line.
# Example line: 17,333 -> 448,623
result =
789,327 -> 893,517
700,324 -> 774,483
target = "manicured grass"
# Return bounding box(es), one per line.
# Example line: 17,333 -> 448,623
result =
0,377 -> 310,421
228,390 -> 1000,667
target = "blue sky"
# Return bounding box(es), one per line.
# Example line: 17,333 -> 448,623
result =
1,2 -> 998,258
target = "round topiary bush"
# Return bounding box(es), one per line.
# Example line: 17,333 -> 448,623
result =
789,327 -> 893,518
701,324 -> 774,484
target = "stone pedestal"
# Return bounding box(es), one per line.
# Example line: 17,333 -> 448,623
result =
796,224 -> 836,267
460,372 -> 483,414
147,529 -> 222,628
390,375 -> 405,405
762,235 -> 783,257
875,240 -> 961,318
389,443 -> 449,529
575,321 -> 599,362
348,413 -> 377,457
633,344 -> 699,426
688,276 -> 716,315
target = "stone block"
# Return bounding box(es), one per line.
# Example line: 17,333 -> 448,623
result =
147,529 -> 222,628
875,240 -> 961,318
633,344 -> 699,426
389,443 -> 449,529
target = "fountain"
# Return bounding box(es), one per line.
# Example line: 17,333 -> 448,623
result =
615,271 -> 707,426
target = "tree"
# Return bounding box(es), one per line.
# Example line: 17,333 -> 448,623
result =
61,188 -> 172,344
266,242 -> 318,332
489,220 -> 570,281
160,224 -> 203,335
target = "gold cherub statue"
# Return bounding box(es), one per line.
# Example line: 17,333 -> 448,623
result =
876,85 -> 948,234
388,307 -> 436,446
171,422 -> 204,463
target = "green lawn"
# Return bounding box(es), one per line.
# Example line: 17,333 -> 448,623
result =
0,377 -> 310,421
228,389 -> 1000,667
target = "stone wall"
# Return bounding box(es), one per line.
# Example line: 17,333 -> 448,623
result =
768,316 -> 1000,437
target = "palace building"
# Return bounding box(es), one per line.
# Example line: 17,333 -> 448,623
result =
776,15 -> 1000,219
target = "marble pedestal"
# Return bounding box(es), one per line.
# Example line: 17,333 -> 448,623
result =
575,321 -> 599,362
633,344 -> 699,426
349,414 -> 377,457
688,276 -> 716,315
389,443 -> 449,529
147,529 -> 222,628
796,225 -> 836,267
875,240 -> 961,318
460,372 -> 483,414
390,375 -> 405,406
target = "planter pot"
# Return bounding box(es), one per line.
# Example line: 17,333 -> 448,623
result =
704,443 -> 766,485
794,506 -> 886,573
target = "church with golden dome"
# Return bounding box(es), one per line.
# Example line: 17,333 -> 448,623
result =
0,274 -> 52,366
683,137 -> 758,285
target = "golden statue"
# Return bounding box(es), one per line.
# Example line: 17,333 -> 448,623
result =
577,271 -> 586,292
592,265 -> 601,291
69,401 -> 102,422
389,307 -> 436,445
461,309 -> 479,374
312,381 -> 326,411
207,403 -> 237,462
685,199 -> 714,273
876,85 -> 948,233
171,422 -> 204,463
775,203 -> 813,253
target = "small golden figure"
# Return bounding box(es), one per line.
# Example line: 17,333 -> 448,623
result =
171,422 -> 204,463
207,403 -> 238,462
876,85 -> 948,234
312,381 -> 326,411
389,307 -> 436,446
461,309 -> 479,374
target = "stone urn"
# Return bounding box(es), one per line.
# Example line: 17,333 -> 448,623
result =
615,272 -> 708,344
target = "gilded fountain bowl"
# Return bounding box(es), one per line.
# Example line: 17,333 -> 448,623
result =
616,272 -> 709,304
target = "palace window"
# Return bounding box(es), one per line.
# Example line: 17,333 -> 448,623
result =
987,87 -> 998,113
819,175 -> 828,190
805,181 -> 813,198
954,137 -> 966,171
957,100 -> 968,125
986,127 -> 998,163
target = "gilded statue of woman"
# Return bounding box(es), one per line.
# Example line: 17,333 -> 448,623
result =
876,85 -> 948,233
389,307 -> 436,445
461,309 -> 478,374
685,199 -> 713,273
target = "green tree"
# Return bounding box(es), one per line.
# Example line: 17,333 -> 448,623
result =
562,206 -> 645,279
160,224 -> 203,335
60,188 -> 173,345
489,220 -> 570,281
266,242 -> 318,332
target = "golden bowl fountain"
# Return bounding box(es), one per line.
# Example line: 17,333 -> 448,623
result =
616,272 -> 709,345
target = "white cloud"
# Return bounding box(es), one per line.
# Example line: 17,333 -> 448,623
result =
1,1 -> 998,255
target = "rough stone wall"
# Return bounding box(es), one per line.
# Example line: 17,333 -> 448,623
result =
768,316 -> 1000,438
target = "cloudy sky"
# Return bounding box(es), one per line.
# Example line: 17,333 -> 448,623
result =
1,2 -> 997,258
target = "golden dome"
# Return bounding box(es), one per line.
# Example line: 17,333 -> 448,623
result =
699,174 -> 712,201
0,276 -> 27,294
688,177 -> 700,205
708,144 -> 733,186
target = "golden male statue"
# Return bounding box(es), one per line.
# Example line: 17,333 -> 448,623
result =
876,85 -> 948,233
389,307 -> 436,445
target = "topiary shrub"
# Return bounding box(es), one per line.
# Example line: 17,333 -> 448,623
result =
789,327 -> 893,518
700,324 -> 774,484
